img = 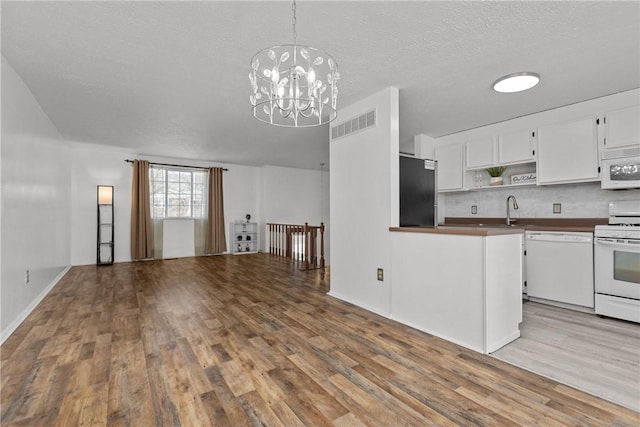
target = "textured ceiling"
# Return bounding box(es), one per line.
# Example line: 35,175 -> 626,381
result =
2,1 -> 639,169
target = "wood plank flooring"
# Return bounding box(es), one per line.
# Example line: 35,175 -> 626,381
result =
2,254 -> 639,426
492,301 -> 640,412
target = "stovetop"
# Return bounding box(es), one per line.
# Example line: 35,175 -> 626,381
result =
597,200 -> 640,238
595,223 -> 640,239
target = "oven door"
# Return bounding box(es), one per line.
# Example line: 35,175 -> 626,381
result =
595,237 -> 640,299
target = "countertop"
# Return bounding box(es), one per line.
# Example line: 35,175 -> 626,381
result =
390,217 -> 606,236
441,217 -> 606,233
389,226 -> 524,236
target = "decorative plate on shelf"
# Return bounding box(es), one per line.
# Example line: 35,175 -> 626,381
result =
511,172 -> 536,185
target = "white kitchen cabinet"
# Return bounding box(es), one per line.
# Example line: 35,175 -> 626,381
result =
465,137 -> 495,169
498,129 -> 535,165
536,116 -> 599,185
390,230 -> 523,354
604,105 -> 640,150
466,129 -> 534,173
435,143 -> 464,191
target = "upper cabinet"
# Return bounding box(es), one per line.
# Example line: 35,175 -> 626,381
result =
466,130 -> 535,171
433,89 -> 638,192
497,129 -> 535,165
603,105 -> 640,150
435,143 -> 464,191
536,116 -> 599,185
465,137 -> 495,169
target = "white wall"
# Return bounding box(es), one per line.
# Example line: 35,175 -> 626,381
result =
261,165 -> 330,263
1,56 -> 71,341
70,145 -> 132,264
69,143 -> 262,265
222,163 -> 262,250
329,87 -> 399,317
262,165 -> 327,225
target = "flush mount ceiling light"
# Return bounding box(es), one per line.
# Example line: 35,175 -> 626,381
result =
492,72 -> 540,93
249,0 -> 339,127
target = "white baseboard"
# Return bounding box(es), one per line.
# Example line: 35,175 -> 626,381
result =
487,330 -> 521,354
1,265 -> 71,344
328,290 -> 492,355
527,296 -> 595,314
389,314 -> 485,354
326,291 -> 392,319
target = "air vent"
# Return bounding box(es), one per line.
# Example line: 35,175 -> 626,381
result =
331,109 -> 377,141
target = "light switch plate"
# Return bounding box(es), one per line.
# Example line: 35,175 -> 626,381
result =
553,203 -> 561,214
377,268 -> 384,281
471,205 -> 477,214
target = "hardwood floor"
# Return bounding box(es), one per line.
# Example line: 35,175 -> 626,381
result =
1,254 -> 639,426
492,301 -> 640,413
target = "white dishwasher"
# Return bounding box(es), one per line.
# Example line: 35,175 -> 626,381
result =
525,231 -> 594,308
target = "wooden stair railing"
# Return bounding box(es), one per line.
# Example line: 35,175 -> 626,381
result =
267,222 -> 325,272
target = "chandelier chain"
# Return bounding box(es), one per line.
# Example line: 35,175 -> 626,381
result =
291,0 -> 297,45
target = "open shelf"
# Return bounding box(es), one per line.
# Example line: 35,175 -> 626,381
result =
464,162 -> 536,191
466,182 -> 537,191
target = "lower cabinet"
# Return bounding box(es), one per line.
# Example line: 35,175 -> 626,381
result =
390,230 -> 523,354
231,222 -> 258,254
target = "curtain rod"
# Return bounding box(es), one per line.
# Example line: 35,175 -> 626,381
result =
125,159 -> 228,171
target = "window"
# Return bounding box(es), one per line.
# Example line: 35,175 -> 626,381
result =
150,167 -> 206,218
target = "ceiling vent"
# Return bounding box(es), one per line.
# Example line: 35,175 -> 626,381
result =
331,109 -> 376,141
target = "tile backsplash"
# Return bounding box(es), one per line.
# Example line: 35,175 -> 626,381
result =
441,182 -> 640,219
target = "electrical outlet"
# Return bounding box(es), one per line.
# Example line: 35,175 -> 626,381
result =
553,203 -> 561,214
25,269 -> 30,284
471,205 -> 477,215
377,268 -> 384,281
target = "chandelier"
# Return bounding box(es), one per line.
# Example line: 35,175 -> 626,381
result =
249,0 -> 339,127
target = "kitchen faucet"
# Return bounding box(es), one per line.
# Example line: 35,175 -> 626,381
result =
506,195 -> 519,225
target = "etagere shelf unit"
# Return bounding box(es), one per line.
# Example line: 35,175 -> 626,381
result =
97,185 -> 114,265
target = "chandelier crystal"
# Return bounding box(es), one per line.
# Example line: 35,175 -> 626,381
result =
249,1 -> 339,127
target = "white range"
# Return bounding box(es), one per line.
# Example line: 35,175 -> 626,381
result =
594,200 -> 640,323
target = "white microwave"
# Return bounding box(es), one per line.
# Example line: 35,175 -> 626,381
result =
601,147 -> 640,189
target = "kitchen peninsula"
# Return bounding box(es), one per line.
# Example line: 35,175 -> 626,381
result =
389,226 -> 523,354
330,87 -> 524,356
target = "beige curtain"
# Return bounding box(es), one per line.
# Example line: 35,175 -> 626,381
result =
130,160 -> 154,260
205,167 -> 227,254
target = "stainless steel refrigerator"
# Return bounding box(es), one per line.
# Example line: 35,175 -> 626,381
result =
399,155 -> 437,227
